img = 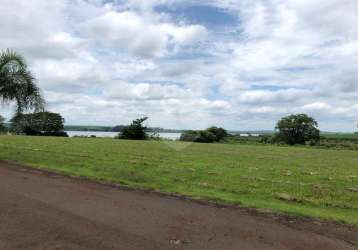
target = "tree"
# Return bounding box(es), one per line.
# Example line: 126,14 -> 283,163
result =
0,49 -> 44,113
10,111 -> 67,136
275,114 -> 320,145
180,127 -> 228,143
206,126 -> 228,142
119,117 -> 148,140
180,130 -> 200,142
195,130 -> 216,143
0,115 -> 5,133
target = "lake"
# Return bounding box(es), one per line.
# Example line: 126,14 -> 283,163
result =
66,131 -> 182,140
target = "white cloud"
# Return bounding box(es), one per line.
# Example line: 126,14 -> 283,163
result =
32,57 -> 107,92
80,10 -> 207,58
302,102 -> 331,111
105,82 -> 192,100
1,0 -> 358,131
236,89 -> 311,105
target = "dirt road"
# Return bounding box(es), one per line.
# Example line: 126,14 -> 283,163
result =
0,162 -> 357,250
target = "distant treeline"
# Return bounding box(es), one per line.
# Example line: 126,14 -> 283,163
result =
64,125 -> 186,133
65,125 -> 120,132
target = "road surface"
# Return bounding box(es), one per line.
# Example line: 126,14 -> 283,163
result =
0,162 -> 357,249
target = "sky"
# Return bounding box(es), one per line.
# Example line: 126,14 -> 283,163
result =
0,0 -> 358,131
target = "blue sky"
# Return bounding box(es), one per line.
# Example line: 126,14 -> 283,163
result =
1,0 -> 358,131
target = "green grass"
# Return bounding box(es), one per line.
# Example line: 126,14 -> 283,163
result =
321,133 -> 358,140
0,135 -> 357,224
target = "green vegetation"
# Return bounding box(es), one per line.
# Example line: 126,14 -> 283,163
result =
10,111 -> 68,137
0,135 -> 357,224
64,124 -> 186,133
0,49 -> 44,113
319,134 -> 358,151
275,114 -> 320,145
118,117 -> 148,140
0,115 -> 5,133
180,126 -> 228,143
64,125 -> 115,132
321,133 -> 358,140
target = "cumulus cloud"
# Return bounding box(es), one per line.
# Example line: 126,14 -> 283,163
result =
80,10 -> 207,58
32,57 -> 107,92
105,82 -> 192,100
1,0 -> 358,131
236,89 -> 312,105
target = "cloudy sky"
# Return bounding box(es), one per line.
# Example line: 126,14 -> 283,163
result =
1,0 -> 358,131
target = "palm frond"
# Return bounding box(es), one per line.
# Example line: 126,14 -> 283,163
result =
0,49 -> 45,113
0,49 -> 26,71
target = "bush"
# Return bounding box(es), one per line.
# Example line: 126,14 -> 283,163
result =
118,117 -> 148,140
180,130 -> 200,142
195,131 -> 216,143
259,135 -> 272,144
180,127 -> 228,143
42,131 -> 69,137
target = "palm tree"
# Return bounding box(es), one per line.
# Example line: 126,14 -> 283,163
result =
0,49 -> 45,113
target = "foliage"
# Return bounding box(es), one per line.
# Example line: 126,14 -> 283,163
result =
10,111 -> 67,137
0,49 -> 45,113
148,131 -> 161,140
180,130 -> 200,142
259,134 -> 272,144
0,136 -> 357,224
180,127 -> 228,143
180,130 -> 216,143
275,114 -> 320,145
0,115 -> 5,133
206,126 -> 229,141
195,130 -> 217,143
63,125 -> 185,133
119,117 -> 148,140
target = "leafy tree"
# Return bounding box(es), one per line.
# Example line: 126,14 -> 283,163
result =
119,117 -> 148,140
10,111 -> 67,136
275,114 -> 320,145
0,49 -> 45,113
206,126 -> 228,142
0,115 -> 5,133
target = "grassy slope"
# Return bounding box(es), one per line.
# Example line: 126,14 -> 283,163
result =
0,135 -> 357,224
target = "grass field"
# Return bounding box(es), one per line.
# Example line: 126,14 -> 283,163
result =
0,135 -> 357,224
321,133 -> 358,140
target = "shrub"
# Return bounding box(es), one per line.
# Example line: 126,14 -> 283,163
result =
118,117 -> 148,140
180,130 -> 200,142
180,127 -> 228,143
